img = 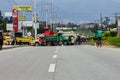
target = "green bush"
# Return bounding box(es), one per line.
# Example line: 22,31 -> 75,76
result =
103,30 -> 117,37
103,31 -> 111,37
110,31 -> 117,37
104,37 -> 120,47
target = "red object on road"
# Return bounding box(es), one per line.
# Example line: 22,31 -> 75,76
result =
44,28 -> 55,36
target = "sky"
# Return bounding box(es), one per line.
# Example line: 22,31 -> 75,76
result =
1,0 -> 120,24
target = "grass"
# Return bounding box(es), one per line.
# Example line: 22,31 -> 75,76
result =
84,36 -> 120,47
82,39 -> 95,45
103,37 -> 120,47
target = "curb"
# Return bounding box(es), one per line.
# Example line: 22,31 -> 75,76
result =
2,45 -> 25,50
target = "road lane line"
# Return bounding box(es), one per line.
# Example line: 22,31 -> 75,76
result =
52,54 -> 57,59
55,51 -> 58,53
56,47 -> 58,51
48,64 -> 56,72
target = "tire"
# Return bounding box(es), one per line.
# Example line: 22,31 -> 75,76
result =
58,41 -> 62,46
19,41 -> 22,45
47,42 -> 52,46
35,42 -> 39,46
27,42 -> 29,45
63,41 -> 67,45
53,41 -> 58,46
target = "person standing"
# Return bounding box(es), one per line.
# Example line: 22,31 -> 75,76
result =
96,28 -> 103,47
0,32 -> 3,50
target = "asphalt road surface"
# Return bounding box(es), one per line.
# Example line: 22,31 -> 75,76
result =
0,45 -> 120,80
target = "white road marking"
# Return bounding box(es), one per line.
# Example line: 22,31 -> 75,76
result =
53,54 -> 57,59
56,47 -> 58,50
55,51 -> 58,54
48,64 -> 56,72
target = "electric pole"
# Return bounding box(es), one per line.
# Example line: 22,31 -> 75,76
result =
45,0 -> 48,28
50,0 -> 53,31
100,13 -> 103,29
104,16 -> 110,31
34,0 -> 37,39
113,13 -> 120,36
113,13 -> 120,27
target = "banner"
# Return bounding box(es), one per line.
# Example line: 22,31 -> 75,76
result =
19,16 -> 26,21
13,6 -> 32,12
12,9 -> 18,17
5,12 -> 12,17
6,24 -> 13,31
12,8 -> 18,32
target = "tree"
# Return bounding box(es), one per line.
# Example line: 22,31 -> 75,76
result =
0,11 -> 3,30
103,17 -> 110,31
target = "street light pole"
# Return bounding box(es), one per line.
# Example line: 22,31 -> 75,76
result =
45,0 -> 48,28
34,0 -> 37,39
100,13 -> 103,29
50,0 -> 53,31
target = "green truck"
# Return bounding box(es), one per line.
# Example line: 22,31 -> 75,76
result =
45,33 -> 71,46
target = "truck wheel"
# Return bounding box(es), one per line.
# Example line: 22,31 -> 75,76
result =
63,41 -> 67,45
47,42 -> 52,46
53,41 -> 58,46
58,41 -> 62,46
27,42 -> 30,45
19,41 -> 22,45
35,42 -> 39,46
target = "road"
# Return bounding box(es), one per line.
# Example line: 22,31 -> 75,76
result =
0,45 -> 120,80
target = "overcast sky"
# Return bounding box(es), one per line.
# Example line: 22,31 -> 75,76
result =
1,0 -> 120,23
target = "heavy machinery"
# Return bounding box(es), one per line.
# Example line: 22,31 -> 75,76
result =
45,32 -> 71,46
3,36 -> 13,45
16,36 -> 40,46
58,28 -> 77,45
37,28 -> 71,46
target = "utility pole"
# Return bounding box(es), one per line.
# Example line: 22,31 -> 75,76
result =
104,16 -> 110,31
113,13 -> 120,27
34,0 -> 37,39
45,0 -> 48,28
50,0 -> 53,31
113,13 -> 120,36
100,13 -> 103,29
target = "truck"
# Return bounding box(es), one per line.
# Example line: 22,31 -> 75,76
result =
3,36 -> 13,45
57,28 -> 77,45
37,28 -> 75,46
45,32 -> 71,46
16,36 -> 40,46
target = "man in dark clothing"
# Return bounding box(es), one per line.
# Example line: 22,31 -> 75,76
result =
0,32 -> 3,50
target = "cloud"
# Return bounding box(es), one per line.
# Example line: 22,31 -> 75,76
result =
1,0 -> 120,23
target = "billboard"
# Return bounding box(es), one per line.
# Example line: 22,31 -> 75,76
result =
12,8 -> 18,32
19,16 -> 26,21
12,9 -> 18,17
5,12 -> 12,17
22,21 -> 33,27
6,24 -> 13,31
13,6 -> 32,12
